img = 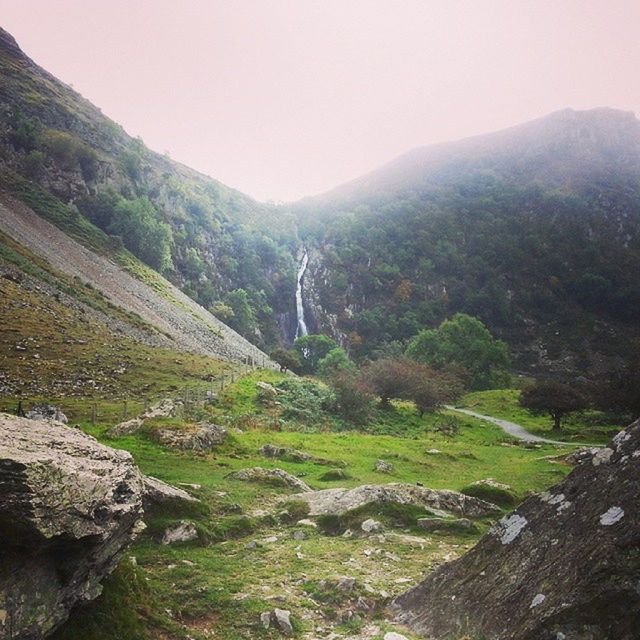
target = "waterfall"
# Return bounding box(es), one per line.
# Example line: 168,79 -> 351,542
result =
295,249 -> 309,339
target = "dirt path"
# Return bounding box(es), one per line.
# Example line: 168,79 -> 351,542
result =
446,406 -> 593,446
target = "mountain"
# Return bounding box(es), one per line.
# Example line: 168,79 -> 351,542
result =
0,26 -> 297,350
294,108 -> 640,373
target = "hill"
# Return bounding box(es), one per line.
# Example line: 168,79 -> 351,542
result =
0,26 -> 297,350
294,108 -> 640,373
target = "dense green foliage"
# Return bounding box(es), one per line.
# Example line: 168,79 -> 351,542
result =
293,334 -> 339,374
295,113 -> 640,369
406,313 -> 510,390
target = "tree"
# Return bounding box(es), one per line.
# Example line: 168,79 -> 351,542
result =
327,370 -> 375,425
270,348 -> 303,374
406,313 -> 510,390
317,347 -> 355,379
519,381 -> 588,431
407,369 -> 464,416
223,289 -> 257,337
293,334 -> 338,375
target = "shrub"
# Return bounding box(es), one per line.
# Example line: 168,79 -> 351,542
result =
519,380 -> 588,431
327,370 -> 375,425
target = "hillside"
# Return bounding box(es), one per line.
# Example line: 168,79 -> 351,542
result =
294,108 -> 640,373
0,26 -> 298,349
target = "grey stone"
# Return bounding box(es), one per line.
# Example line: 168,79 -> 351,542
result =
375,459 -> 395,473
24,402 -> 68,423
287,483 -> 499,518
0,413 -> 144,639
272,608 -> 293,635
393,419 -> 640,640
361,518 -> 383,533
416,517 -> 474,532
161,521 -> 198,545
142,475 -> 199,508
155,422 -> 227,451
226,467 -> 312,492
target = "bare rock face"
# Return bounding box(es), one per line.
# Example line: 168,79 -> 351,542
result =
393,421 -> 640,640
0,413 -> 145,639
288,483 -> 499,518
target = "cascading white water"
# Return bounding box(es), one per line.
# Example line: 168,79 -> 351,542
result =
295,249 -> 309,338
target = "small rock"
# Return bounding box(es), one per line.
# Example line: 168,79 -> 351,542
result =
292,530 -> 306,541
375,459 -> 395,473
161,521 -> 198,545
417,517 -> 474,532
260,611 -> 271,629
272,608 -> 293,635
361,518 -> 383,533
384,633 -> 410,640
337,576 -> 356,592
245,540 -> 260,549
296,518 -> 318,528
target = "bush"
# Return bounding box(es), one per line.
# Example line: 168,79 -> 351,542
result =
327,370 -> 375,425
519,380 -> 588,431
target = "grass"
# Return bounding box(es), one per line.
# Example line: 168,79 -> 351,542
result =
31,368 -> 579,640
458,388 -> 623,445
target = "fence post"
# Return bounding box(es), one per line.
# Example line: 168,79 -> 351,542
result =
91,403 -> 97,425
122,400 -> 128,420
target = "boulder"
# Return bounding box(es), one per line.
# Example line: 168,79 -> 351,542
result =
161,521 -> 198,545
142,475 -> 199,508
154,422 -> 227,451
24,402 -> 68,424
259,443 -> 311,462
393,421 -> 640,640
226,467 -> 312,492
287,483 -> 499,518
256,381 -> 278,406
108,399 -> 176,437
0,413 -> 145,639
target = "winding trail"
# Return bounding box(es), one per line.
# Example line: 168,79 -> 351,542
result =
446,406 -> 595,447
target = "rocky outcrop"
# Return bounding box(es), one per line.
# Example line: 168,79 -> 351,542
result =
154,422 -> 227,451
226,467 -> 312,492
24,403 -> 68,424
259,443 -> 338,466
393,421 -> 640,640
288,483 -> 499,518
0,413 -> 145,639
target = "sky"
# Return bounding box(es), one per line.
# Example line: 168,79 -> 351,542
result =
1,1 -> 639,202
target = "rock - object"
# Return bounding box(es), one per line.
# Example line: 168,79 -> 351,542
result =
161,521 -> 198,545
142,475 -> 199,508
24,402 -> 68,424
374,459 -> 395,473
393,421 -> 640,640
108,399 -> 176,437
259,443 -> 311,462
0,413 -> 145,639
226,467 -> 312,492
154,422 -> 227,451
287,483 -> 499,518
260,608 -> 293,635
256,381 -> 278,406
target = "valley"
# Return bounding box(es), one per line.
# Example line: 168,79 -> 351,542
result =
0,21 -> 638,640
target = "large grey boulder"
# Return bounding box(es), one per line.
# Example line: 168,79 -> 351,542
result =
24,402 -> 68,424
0,413 -> 145,639
287,483 -> 499,518
393,421 -> 640,640
226,467 -> 312,492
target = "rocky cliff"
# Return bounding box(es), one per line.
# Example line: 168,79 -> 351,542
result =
392,421 -> 640,640
0,414 -> 146,639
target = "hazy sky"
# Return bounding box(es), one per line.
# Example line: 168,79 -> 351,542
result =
1,1 -> 639,201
